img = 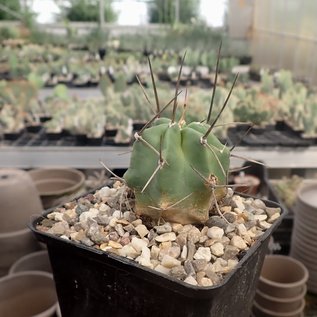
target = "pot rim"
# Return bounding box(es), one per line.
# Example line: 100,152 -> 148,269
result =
9,250 -> 49,275
255,285 -> 307,303
0,226 -> 34,239
29,168 -> 85,196
253,298 -> 305,317
259,255 -> 309,288
0,271 -> 57,317
297,181 -> 317,210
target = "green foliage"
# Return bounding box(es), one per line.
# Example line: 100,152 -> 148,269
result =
149,0 -> 200,24
0,0 -> 21,20
64,0 -> 117,23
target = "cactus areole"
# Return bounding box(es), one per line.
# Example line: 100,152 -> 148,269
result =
124,117 -> 230,224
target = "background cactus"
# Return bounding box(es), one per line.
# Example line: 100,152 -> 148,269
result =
124,55 -> 236,224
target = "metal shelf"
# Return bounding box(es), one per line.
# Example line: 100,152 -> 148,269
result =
0,145 -> 317,169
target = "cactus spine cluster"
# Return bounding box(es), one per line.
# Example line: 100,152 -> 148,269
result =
124,48 -> 237,225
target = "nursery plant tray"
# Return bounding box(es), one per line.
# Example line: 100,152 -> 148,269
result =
30,194 -> 285,317
228,123 -> 314,147
0,129 -> 132,147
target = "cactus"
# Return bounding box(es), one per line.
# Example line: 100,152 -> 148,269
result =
124,54 -> 237,224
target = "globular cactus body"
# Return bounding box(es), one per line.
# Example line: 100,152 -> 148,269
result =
124,117 -> 230,224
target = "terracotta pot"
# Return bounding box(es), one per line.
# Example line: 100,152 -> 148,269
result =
0,227 -> 41,277
253,299 -> 305,317
254,286 -> 306,313
9,250 -> 52,274
0,271 -> 57,317
257,255 -> 308,298
233,174 -> 260,195
0,169 -> 43,232
28,168 -> 85,209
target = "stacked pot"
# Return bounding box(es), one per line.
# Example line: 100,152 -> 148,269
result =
253,255 -> 308,317
0,169 -> 43,276
291,180 -> 317,293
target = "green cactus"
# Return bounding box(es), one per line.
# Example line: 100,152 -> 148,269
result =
124,57 -> 235,224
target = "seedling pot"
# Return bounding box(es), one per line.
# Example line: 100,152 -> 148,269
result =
30,195 -> 284,317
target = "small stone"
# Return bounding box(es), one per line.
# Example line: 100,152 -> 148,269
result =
118,245 -> 139,258
194,247 -> 212,262
155,232 -> 176,242
210,242 -> 224,257
230,235 -> 248,250
123,224 -> 135,233
184,260 -> 196,276
96,186 -> 112,200
170,266 -> 187,280
245,220 -> 257,230
254,214 -> 267,221
199,277 -> 213,287
151,245 -> 160,260
75,204 -> 89,215
207,226 -> 224,240
109,218 -> 117,227
225,224 -> 236,234
154,264 -> 171,275
237,223 -> 247,236
132,219 -> 142,227
206,216 -> 227,229
120,236 -> 130,246
204,264 -> 222,284
184,275 -> 198,286
112,210 -> 122,219
268,213 -> 280,223
180,245 -> 188,261
108,231 -> 120,241
192,259 -> 207,272
171,223 -> 183,233
204,239 -> 215,247
49,222 -> 69,235
79,208 -> 99,222
222,245 -> 239,260
232,195 -> 245,211
131,237 -> 148,253
160,245 -> 181,259
266,207 -> 281,217
108,241 -> 122,249
154,223 -> 172,234
98,203 -> 110,213
254,208 -> 266,215
161,255 -> 181,268
123,211 -> 137,222
253,199 -> 266,209
176,233 -> 187,248
221,236 -> 230,245
223,212 -> 237,223
259,221 -> 271,229
211,258 -> 228,273
187,241 -> 196,261
135,224 -> 149,238
115,224 -> 125,237
95,215 -> 110,225
187,227 -> 201,243
100,243 -> 111,251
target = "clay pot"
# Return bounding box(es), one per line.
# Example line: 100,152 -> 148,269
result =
253,299 -> 305,317
258,255 -> 308,298
28,168 -> 85,209
0,169 -> 43,232
290,180 -> 317,294
233,174 -> 260,195
254,286 -> 306,313
0,228 -> 41,277
9,250 -> 52,274
0,271 -> 57,317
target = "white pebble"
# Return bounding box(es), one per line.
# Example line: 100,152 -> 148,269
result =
210,242 -> 224,257
230,235 -> 248,250
194,247 -> 212,262
131,237 -> 148,253
207,226 -> 224,240
155,232 -> 176,242
161,255 -> 181,268
135,224 -> 149,238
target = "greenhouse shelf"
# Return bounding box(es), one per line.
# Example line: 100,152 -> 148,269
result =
0,145 -> 317,169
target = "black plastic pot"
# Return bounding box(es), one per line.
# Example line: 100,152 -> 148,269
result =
30,196 -> 284,317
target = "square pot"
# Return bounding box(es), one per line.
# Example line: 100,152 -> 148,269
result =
30,195 -> 284,317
